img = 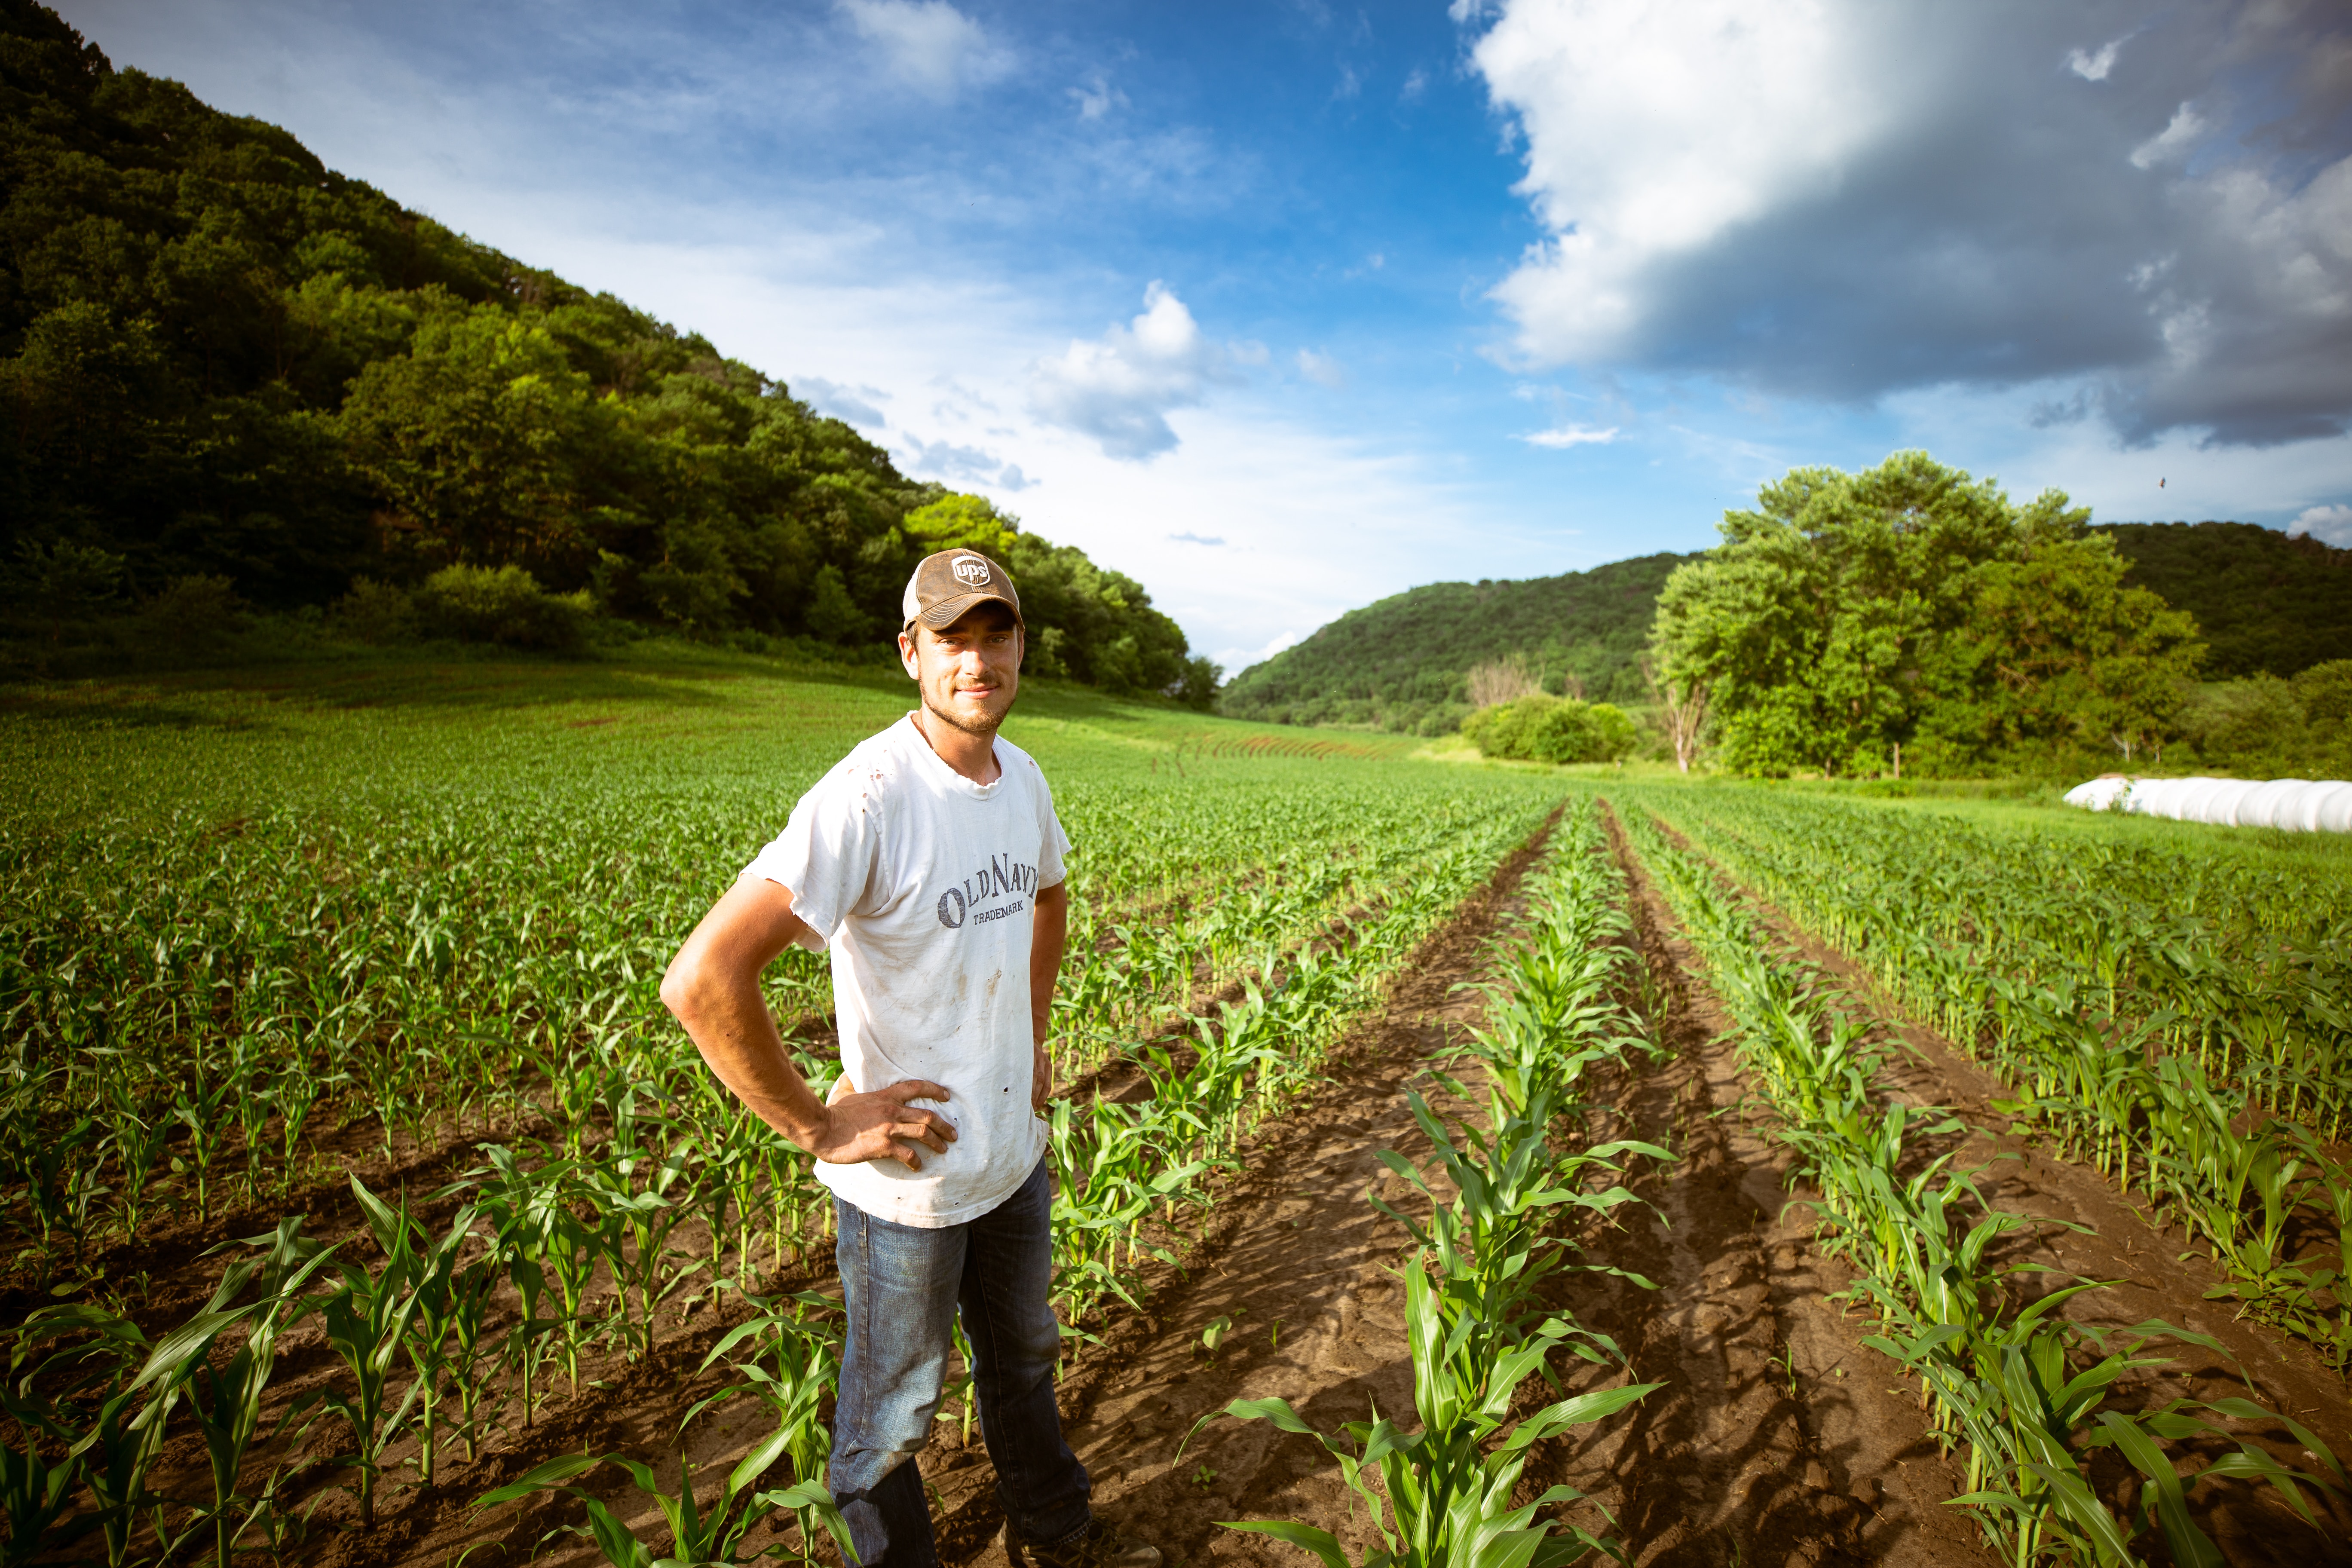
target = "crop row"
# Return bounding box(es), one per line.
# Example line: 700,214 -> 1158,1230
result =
1626,787 -> 2352,1371
1619,804 -> 2344,1567
0,786 -> 1556,1566
1196,798 -> 1669,1568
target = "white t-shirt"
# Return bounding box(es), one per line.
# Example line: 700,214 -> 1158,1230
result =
739,714 -> 1070,1228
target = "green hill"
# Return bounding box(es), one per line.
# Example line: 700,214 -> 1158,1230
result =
0,0 -> 1210,698
1223,521 -> 2350,738
1218,552 -> 1694,734
2096,521 -> 2352,679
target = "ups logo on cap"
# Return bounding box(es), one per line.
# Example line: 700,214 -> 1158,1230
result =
951,555 -> 991,586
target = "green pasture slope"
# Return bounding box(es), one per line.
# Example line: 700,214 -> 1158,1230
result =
1,644 -> 1421,827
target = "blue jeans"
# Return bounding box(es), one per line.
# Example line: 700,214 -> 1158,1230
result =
830,1153 -> 1091,1568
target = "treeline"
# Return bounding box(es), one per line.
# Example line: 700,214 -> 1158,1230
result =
0,1 -> 1215,703
1649,452 -> 2351,779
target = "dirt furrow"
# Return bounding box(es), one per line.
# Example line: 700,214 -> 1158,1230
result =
1516,805 -> 1991,1568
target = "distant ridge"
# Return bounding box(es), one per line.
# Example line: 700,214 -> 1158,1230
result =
1222,521 -> 2350,736
2096,521 -> 2352,679
1217,552 -> 1693,734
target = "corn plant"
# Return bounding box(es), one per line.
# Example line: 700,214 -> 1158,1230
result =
582,1143 -> 693,1359
695,1295 -> 842,1478
471,1424 -> 854,1568
318,1179 -> 468,1526
176,1221 -> 340,1568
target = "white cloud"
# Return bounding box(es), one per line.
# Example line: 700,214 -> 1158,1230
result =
1296,348 -> 1346,389
1168,531 -> 1226,545
1523,423 -> 1619,447
2129,102 -> 2208,171
1462,0 -> 2352,447
2290,502 -> 2352,546
2067,37 -> 2123,82
1400,67 -> 1429,102
1069,74 -> 1126,120
1473,0 -> 1893,368
1027,282 -> 1242,459
837,0 -> 1012,98
796,375 -> 890,427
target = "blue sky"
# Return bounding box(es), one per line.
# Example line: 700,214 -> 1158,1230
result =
54,0 -> 2352,671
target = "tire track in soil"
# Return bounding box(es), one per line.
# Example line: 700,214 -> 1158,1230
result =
1618,803 -> 2352,1567
922,809 -> 1571,1568
1513,803 -> 1993,1568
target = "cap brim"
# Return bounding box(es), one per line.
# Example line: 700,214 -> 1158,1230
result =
913,590 -> 1023,630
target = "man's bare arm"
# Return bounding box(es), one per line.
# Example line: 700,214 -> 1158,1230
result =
1030,879 -> 1069,1112
661,878 -> 957,1170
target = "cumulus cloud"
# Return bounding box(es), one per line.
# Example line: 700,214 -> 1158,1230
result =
2128,102 -> 2209,170
1296,348 -> 1346,389
837,0 -> 1012,98
1522,423 -> 1619,447
2290,502 -> 2352,546
1461,0 -> 2352,447
1070,75 -> 1127,119
796,375 -> 890,428
1027,282 -> 1243,459
2068,37 -> 2126,81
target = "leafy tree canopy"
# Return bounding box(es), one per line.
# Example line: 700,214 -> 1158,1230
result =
1652,451 -> 2203,777
0,0 -> 1212,703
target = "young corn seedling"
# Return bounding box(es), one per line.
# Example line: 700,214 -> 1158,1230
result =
582,1143 -> 693,1358
471,1424 -> 854,1568
693,1292 -> 844,1481
176,1220 -> 341,1568
318,1179 -> 450,1527
171,1075 -> 235,1225
1189,1262 -> 1658,1568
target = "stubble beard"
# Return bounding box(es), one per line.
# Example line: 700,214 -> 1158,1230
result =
922,685 -> 1012,739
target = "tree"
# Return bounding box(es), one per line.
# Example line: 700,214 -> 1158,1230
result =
1641,653 -> 1710,774
1653,451 -> 2205,777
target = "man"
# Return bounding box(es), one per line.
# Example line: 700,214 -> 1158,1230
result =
661,549 -> 1158,1568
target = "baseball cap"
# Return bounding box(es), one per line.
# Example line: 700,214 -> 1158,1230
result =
903,550 -> 1023,631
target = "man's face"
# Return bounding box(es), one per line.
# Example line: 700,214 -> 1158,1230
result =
899,603 -> 1022,737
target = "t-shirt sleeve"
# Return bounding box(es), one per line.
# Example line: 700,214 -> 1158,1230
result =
738,763 -> 884,952
1032,761 -> 1073,890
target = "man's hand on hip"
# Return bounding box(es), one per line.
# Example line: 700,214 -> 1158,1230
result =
809,1079 -> 957,1170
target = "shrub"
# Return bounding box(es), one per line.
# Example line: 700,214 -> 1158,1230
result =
136,574 -> 249,655
413,564 -> 593,653
334,578 -> 420,644
2176,662 -> 2352,778
1462,694 -> 1640,765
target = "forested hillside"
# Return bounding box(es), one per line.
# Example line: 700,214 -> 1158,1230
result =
0,1 -> 1213,699
1218,552 -> 1690,733
2098,521 -> 2352,678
